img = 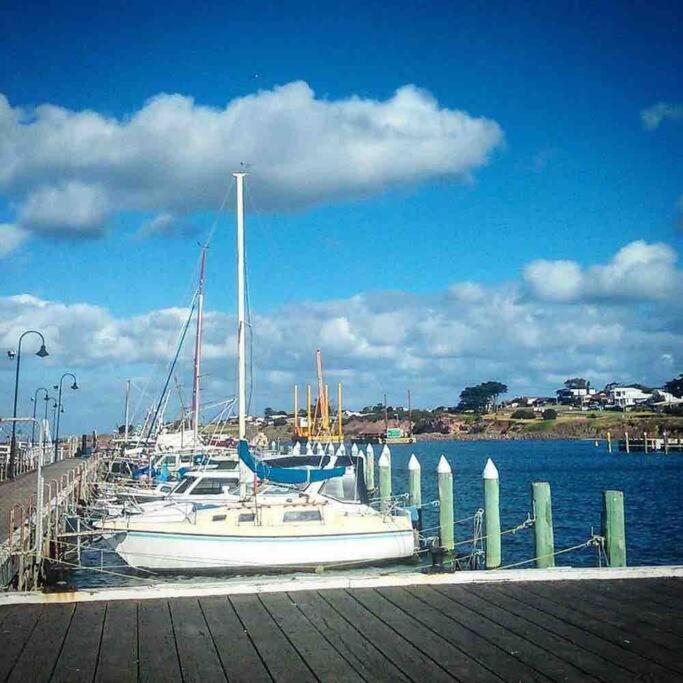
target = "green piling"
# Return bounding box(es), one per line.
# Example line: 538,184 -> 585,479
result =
408,454 -> 421,508
378,449 -> 391,513
483,458 -> 501,569
531,481 -> 555,568
365,444 -> 375,491
603,490 -> 626,567
438,455 -> 454,553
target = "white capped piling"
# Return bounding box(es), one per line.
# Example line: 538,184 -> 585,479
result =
327,442 -> 335,456
643,431 -> 648,454
408,454 -> 421,509
625,431 -> 630,453
270,440 -> 276,451
664,431 -> 669,454
603,490 -> 626,567
438,455 -> 454,553
483,458 -> 501,569
379,450 -> 392,513
531,482 -> 555,568
366,444 -> 375,491
337,443 -> 346,456
292,441 -> 301,455
381,444 -> 391,463
305,441 -> 313,456
316,442 -> 324,456
351,442 -> 359,457
607,431 -> 612,453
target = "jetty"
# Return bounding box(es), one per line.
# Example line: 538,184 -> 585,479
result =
0,568 -> 682,681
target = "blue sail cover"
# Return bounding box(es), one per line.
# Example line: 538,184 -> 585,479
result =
238,440 -> 347,484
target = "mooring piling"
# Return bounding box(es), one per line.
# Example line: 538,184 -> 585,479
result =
607,430 -> 612,453
438,455 -> 454,554
378,449 -> 391,513
483,458 -> 501,569
664,431 -> 669,454
643,431 -> 648,454
531,481 -> 555,568
408,454 -> 421,508
365,443 -> 375,491
625,431 -> 630,453
603,490 -> 626,567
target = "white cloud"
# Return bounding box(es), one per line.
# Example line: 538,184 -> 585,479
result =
0,223 -> 28,258
18,181 -> 110,235
0,83 -> 503,237
524,240 -> 680,303
641,102 -> 683,130
2,239 -> 681,432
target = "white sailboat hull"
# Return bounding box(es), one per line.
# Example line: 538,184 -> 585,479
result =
108,527 -> 416,571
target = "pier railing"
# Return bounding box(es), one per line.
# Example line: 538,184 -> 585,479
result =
0,454 -> 101,591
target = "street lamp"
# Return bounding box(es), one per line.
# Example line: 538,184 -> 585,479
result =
30,387 -> 50,446
54,373 -> 78,462
8,330 -> 49,479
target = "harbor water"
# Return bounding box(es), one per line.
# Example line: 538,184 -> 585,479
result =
71,439 -> 683,588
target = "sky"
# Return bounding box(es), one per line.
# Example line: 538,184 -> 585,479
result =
0,0 -> 682,435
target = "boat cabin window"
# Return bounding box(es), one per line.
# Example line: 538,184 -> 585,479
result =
283,510 -> 322,523
172,478 -> 193,494
238,513 -> 255,524
159,485 -> 173,494
180,454 -> 193,464
158,455 -> 177,466
191,478 -> 228,495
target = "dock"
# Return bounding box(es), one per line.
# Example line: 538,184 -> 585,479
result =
0,569 -> 682,681
0,458 -> 86,544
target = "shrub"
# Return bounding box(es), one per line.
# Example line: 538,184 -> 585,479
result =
542,408 -> 557,420
511,408 -> 536,420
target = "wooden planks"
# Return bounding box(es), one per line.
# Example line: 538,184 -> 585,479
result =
0,576 -> 682,682
95,600 -> 138,683
52,602 -> 106,683
8,603 -> 73,683
138,599 -> 181,683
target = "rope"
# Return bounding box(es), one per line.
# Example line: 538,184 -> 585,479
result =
494,535 -> 602,570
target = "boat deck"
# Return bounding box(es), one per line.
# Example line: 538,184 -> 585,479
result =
1,576 -> 682,681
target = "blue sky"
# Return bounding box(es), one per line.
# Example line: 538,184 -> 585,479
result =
0,1 -> 682,432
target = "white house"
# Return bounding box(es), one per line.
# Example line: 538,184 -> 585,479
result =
609,386 -> 652,408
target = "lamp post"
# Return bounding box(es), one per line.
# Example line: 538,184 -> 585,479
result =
8,330 -> 49,479
54,373 -> 78,462
43,394 -> 54,465
30,387 -> 50,446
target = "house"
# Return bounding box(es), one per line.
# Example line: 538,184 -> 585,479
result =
647,390 -> 683,406
609,386 -> 652,408
556,387 -> 596,405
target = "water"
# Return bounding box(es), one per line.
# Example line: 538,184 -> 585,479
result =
70,440 -> 683,589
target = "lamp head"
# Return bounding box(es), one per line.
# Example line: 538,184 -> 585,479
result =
53,385 -> 58,390
36,344 -> 49,358
7,350 -> 16,359
71,381 -> 79,390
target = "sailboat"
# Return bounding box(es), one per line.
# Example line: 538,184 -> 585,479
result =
98,173 -> 416,571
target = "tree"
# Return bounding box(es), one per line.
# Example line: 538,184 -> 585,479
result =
564,378 -> 589,390
664,373 -> 683,398
511,408 -> 536,419
457,381 -> 508,412
542,408 -> 558,420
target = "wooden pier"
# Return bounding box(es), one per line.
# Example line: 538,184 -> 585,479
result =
0,456 -> 100,590
0,572 -> 682,682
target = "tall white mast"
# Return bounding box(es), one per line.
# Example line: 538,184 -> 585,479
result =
234,172 -> 247,441
124,379 -> 130,442
192,246 -> 207,448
